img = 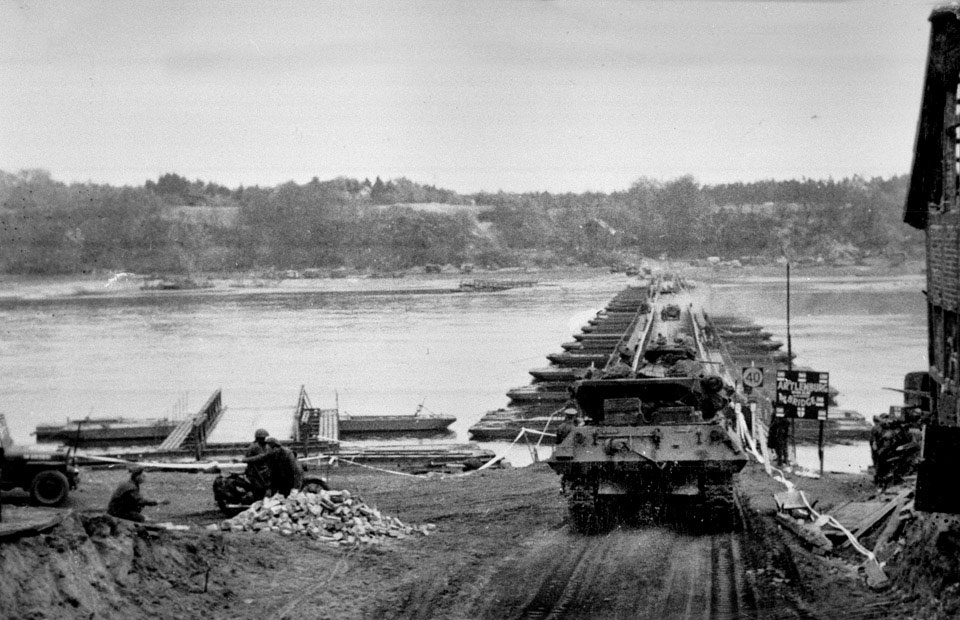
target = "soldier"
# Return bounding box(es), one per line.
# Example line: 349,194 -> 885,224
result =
555,411 -> 576,444
107,466 -> 166,522
268,438 -> 304,496
767,416 -> 790,467
699,375 -> 729,421
871,407 -> 925,487
244,428 -> 272,495
247,428 -> 269,455
245,437 -> 304,496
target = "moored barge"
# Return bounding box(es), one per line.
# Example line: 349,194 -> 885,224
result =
338,411 -> 456,435
36,417 -> 178,445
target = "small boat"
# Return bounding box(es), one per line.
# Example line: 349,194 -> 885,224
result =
729,340 -> 784,352
709,319 -> 766,330
563,339 -> 619,351
458,279 -> 537,292
529,367 -> 588,383
141,277 -> 214,291
507,384 -> 572,404
718,330 -> 774,341
581,324 -> 634,334
35,417 -> 177,444
573,333 -> 623,342
547,352 -> 612,367
468,415 -> 565,441
337,405 -> 455,435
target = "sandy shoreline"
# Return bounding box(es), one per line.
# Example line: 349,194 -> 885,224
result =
0,259 -> 926,303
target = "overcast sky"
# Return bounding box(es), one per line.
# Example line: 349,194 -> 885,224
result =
0,0 -> 941,193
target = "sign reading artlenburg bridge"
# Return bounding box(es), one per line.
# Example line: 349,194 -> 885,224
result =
774,370 -> 829,421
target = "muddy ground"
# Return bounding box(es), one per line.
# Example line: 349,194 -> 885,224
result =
2,459 -> 944,620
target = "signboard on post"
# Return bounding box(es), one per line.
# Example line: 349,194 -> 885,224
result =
741,366 -> 764,389
774,370 -> 829,420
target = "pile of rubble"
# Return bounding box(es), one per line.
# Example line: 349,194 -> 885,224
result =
220,488 -> 434,544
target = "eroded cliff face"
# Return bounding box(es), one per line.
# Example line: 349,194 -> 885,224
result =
886,512 -> 960,620
0,514 -> 224,620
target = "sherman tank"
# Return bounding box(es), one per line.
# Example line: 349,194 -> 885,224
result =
547,336 -> 747,532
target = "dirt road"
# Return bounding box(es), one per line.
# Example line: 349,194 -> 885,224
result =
472,526 -> 752,620
0,462 -> 915,620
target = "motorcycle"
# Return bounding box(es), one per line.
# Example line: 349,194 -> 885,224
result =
213,466 -> 329,516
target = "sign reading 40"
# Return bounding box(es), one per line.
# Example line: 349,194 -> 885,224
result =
741,366 -> 764,388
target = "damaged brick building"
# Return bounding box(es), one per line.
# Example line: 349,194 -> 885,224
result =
904,5 -> 960,513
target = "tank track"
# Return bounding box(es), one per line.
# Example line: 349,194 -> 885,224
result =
564,474 -> 737,532
700,473 -> 737,532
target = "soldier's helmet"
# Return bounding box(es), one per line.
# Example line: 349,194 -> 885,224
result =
254,428 -> 269,439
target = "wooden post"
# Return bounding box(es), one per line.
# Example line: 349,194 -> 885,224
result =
786,262 -> 796,463
818,419 -> 825,477
786,262 -> 792,371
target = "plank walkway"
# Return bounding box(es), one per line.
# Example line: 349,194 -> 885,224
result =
292,386 -> 340,443
158,389 -> 224,451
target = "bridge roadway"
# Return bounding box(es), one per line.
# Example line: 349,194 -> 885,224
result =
475,293 -> 759,620
628,290 -> 728,379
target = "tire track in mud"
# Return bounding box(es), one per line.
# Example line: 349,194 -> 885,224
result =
515,531 -> 617,620
501,527 -> 755,620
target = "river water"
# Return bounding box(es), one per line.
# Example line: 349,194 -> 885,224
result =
0,269 -> 927,473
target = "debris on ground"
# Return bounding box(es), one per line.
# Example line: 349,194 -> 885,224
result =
770,485 -> 920,590
219,488 -> 435,543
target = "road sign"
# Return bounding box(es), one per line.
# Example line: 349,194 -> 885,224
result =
774,370 -> 830,420
741,367 -> 764,388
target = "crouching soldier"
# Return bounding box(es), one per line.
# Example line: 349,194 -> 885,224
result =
107,466 -> 168,522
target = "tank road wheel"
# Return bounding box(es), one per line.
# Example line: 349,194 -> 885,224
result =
30,471 -> 70,506
701,473 -> 737,532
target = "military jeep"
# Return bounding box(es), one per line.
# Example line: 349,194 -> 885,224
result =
0,444 -> 81,506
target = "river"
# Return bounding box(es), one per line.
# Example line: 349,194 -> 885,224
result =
0,268 -> 927,473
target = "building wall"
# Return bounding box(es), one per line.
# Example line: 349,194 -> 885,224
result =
921,126 -> 960,425
911,7 -> 960,427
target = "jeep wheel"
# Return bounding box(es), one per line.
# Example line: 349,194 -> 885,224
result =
301,476 -> 330,493
30,470 -> 70,506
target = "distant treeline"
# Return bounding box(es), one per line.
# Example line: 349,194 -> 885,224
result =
0,169 -> 918,275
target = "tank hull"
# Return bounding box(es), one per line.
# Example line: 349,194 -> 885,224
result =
547,377 -> 748,532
